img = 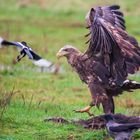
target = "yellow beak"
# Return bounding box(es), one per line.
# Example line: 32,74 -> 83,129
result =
56,51 -> 68,58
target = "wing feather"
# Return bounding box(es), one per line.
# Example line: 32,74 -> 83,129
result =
84,5 -> 140,85
109,5 -> 120,10
107,25 -> 140,74
111,10 -> 123,16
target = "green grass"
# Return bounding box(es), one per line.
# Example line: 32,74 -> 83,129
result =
0,0 -> 140,139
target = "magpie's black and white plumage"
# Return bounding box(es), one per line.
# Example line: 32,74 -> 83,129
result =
0,37 -> 53,68
102,114 -> 140,140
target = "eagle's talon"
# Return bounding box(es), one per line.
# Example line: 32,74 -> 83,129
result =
73,105 -> 94,116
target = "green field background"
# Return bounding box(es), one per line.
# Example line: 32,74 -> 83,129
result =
0,0 -> 140,139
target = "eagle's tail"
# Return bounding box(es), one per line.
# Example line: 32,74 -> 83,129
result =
122,80 -> 140,90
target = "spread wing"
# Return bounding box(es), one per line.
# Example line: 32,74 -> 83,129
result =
0,39 -> 34,60
113,28 -> 140,74
86,5 -> 125,30
84,5 -> 140,85
0,38 -> 53,67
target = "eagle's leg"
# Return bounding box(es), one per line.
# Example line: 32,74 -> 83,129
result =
102,96 -> 115,114
73,105 -> 94,116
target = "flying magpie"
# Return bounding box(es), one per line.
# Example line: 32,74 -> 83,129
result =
0,37 -> 53,68
102,114 -> 140,140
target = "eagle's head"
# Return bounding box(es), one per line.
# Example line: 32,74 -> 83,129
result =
57,45 -> 80,59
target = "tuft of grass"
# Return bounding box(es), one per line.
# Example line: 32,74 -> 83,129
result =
0,86 -> 19,120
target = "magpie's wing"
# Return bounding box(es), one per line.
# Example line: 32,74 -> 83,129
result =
28,49 -> 42,60
0,37 -> 53,67
0,37 -> 23,50
28,49 -> 53,67
0,37 -> 34,60
15,42 -> 53,67
23,48 -> 33,59
109,123 -> 140,132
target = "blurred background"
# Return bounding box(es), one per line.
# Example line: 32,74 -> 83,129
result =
0,0 -> 140,139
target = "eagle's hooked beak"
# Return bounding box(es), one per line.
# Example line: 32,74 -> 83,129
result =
56,49 -> 68,59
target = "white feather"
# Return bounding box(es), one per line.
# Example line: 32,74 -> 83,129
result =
123,80 -> 129,84
0,37 -> 4,48
32,59 -> 52,67
132,81 -> 138,84
16,42 -> 27,51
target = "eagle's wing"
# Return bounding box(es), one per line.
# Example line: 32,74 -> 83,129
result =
84,5 -> 140,85
113,28 -> 140,74
86,5 -> 125,30
105,24 -> 140,75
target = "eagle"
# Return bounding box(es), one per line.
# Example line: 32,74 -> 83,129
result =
57,5 -> 140,115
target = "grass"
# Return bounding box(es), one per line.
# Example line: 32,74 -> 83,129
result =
0,0 -> 140,139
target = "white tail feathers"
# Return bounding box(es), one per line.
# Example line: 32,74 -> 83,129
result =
0,37 -> 4,48
123,80 -> 130,84
32,59 -> 53,67
123,79 -> 139,84
123,79 -> 140,89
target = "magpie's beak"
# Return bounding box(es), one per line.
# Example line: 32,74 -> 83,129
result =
56,50 -> 68,59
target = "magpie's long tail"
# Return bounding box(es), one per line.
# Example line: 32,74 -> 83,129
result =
122,80 -> 140,90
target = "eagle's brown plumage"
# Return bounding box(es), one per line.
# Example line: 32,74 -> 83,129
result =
57,5 -> 140,115
85,5 -> 140,86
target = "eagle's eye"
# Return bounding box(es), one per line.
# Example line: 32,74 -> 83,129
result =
64,49 -> 68,51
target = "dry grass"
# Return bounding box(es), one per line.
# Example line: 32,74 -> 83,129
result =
0,86 -> 19,120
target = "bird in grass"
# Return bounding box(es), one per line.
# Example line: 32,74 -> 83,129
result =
57,5 -> 140,115
0,37 -> 53,69
102,114 -> 140,140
